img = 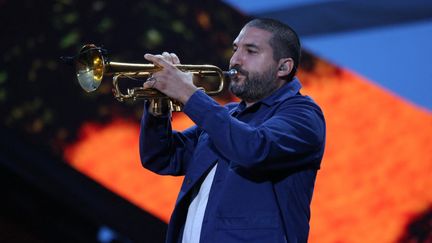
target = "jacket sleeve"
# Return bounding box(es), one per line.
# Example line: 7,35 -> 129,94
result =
183,90 -> 325,171
139,101 -> 199,176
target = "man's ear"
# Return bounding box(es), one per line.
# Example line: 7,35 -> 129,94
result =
277,58 -> 294,78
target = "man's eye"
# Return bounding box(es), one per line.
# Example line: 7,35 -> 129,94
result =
248,49 -> 257,54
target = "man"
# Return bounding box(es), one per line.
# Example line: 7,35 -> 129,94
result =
140,18 -> 325,243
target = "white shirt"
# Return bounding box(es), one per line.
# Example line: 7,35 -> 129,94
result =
182,164 -> 217,243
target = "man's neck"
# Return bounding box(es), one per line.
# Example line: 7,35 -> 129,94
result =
245,101 -> 256,108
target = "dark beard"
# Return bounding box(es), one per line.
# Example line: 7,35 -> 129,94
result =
229,65 -> 278,103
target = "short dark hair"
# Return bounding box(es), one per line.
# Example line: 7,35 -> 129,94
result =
245,18 -> 301,81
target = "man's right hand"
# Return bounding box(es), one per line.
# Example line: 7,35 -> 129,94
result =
143,52 -> 198,105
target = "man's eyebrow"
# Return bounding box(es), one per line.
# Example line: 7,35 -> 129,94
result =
245,43 -> 259,49
232,43 -> 260,50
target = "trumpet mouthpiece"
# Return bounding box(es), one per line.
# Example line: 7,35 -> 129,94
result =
224,69 -> 238,78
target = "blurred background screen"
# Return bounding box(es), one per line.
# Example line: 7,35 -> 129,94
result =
1,0 -> 431,242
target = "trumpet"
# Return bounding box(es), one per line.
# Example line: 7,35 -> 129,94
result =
64,44 -> 237,115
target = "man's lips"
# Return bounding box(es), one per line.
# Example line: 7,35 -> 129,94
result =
229,68 -> 246,82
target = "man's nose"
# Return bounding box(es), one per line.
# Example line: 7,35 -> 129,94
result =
229,51 -> 242,67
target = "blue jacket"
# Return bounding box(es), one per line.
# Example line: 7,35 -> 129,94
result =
140,78 -> 326,243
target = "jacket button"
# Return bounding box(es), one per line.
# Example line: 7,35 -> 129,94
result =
186,178 -> 192,185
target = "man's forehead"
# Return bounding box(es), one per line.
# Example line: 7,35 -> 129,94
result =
233,26 -> 272,46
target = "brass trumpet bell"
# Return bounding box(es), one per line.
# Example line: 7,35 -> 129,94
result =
75,44 -> 105,92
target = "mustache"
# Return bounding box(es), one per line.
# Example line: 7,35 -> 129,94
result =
229,65 -> 248,76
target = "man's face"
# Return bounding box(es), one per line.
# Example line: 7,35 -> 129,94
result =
229,26 -> 279,102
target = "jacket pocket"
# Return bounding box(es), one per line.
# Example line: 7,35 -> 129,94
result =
214,215 -> 281,243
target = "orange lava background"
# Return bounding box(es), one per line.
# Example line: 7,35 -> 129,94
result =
64,59 -> 432,242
